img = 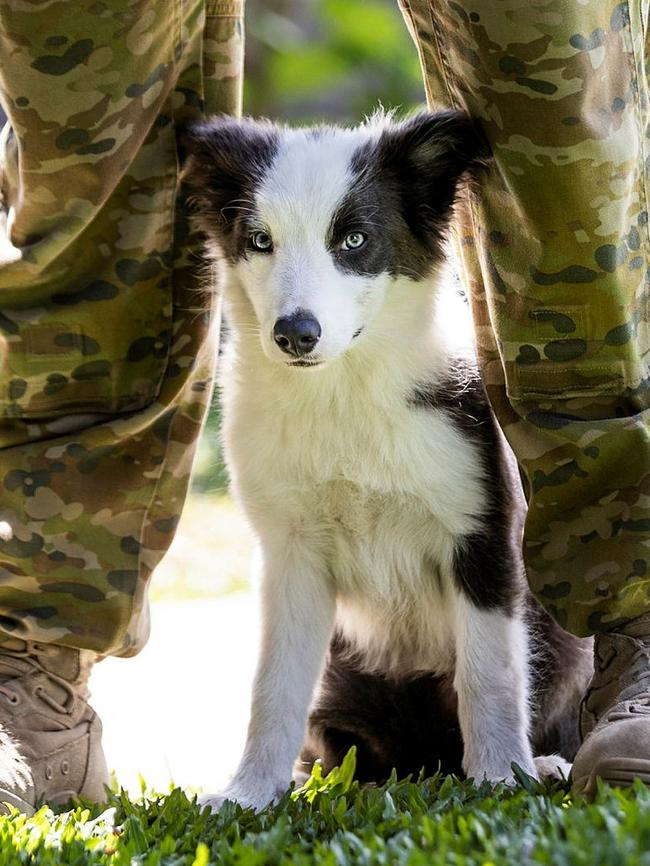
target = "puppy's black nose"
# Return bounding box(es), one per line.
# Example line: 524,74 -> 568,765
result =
273,312 -> 321,357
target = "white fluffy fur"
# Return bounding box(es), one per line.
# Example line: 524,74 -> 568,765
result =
200,131 -> 538,812
453,601 -> 534,780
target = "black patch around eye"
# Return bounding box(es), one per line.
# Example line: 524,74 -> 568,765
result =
327,161 -> 433,281
331,235 -> 393,278
181,116 -> 280,264
331,111 -> 489,281
327,169 -> 395,278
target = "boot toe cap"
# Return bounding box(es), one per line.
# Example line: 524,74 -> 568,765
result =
572,714 -> 650,797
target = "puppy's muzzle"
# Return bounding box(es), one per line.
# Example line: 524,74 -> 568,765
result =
273,310 -> 321,357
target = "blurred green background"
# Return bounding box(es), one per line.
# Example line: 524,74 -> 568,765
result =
243,0 -> 424,122
191,0 -> 425,495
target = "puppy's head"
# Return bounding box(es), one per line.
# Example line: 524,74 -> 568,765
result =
183,111 -> 487,369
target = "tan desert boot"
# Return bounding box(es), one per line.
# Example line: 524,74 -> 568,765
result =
572,615 -> 650,797
0,639 -> 108,814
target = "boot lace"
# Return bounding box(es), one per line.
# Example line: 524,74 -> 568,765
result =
0,642 -> 75,714
613,644 -> 650,708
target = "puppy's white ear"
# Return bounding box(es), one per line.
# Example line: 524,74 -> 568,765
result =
376,110 -> 490,241
180,116 -> 280,236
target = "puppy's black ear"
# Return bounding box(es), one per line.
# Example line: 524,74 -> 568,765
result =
376,110 -> 490,242
180,116 -> 280,234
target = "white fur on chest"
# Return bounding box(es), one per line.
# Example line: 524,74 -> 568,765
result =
325,480 -> 459,675
222,329 -> 488,676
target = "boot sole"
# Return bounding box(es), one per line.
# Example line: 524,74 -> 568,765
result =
0,787 -> 35,816
572,757 -> 650,799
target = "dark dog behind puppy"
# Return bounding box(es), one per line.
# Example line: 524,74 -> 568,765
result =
302,602 -> 592,782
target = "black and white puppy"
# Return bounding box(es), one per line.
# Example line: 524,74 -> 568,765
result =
183,111 -> 593,811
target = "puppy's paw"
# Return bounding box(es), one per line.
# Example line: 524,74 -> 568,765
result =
199,781 -> 288,814
198,792 -> 241,813
292,767 -> 311,788
465,756 -> 538,786
534,754 -> 571,781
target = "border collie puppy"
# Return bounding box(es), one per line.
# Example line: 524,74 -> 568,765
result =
183,111 -> 593,811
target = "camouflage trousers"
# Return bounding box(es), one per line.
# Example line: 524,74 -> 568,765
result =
0,0 -> 243,655
399,0 -> 650,635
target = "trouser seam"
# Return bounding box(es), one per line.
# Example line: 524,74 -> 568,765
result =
625,0 -> 650,374
427,5 -> 460,109
406,2 -> 488,387
634,1 -> 650,241
206,0 -> 243,14
405,0 -> 458,109
626,1 -> 650,282
133,0 -> 184,624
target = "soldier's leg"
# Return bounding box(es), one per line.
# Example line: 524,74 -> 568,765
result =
397,0 -> 650,791
0,0 -> 243,811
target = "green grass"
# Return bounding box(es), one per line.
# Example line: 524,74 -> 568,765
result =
7,752 -> 650,866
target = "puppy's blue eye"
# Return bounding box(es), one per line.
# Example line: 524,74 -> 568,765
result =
250,231 -> 273,252
341,232 -> 367,250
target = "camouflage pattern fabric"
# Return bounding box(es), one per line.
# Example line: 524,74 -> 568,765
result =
0,0 -> 243,655
398,0 -> 650,635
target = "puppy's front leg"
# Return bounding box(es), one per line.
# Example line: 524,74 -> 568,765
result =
453,599 -> 537,783
202,536 -> 335,812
